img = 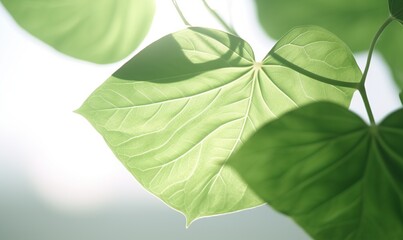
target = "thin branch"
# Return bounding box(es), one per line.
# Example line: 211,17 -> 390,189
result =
360,16 -> 395,86
202,0 -> 238,36
359,87 -> 376,125
172,0 -> 191,26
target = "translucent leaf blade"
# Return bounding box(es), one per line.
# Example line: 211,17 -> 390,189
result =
254,0 -> 403,88
265,26 -> 361,90
77,27 -> 361,224
229,102 -> 403,239
0,0 -> 155,63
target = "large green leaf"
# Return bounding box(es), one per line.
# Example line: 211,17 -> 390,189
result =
229,102 -> 403,240
0,0 -> 155,63
389,0 -> 403,22
77,26 -> 361,224
254,0 -> 403,88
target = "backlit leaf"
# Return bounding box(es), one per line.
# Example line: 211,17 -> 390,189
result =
229,102 -> 403,240
254,0 -> 403,88
0,0 -> 155,63
77,27 -> 361,224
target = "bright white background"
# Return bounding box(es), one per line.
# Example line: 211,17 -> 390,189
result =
0,0 -> 401,239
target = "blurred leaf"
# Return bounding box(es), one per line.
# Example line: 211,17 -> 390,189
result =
378,21 -> 403,89
229,102 -> 403,240
389,0 -> 403,22
254,0 -> 387,52
0,0 -> 155,63
77,26 -> 361,224
254,0 -> 403,88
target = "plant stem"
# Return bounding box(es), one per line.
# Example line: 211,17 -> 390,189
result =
360,16 -> 394,86
357,16 -> 396,125
359,87 -> 376,125
172,0 -> 190,26
202,0 -> 238,36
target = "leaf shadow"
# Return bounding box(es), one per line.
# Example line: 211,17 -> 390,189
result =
113,27 -> 253,83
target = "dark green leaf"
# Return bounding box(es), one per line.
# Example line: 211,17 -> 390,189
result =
229,102 -> 403,240
254,0 -> 403,88
77,27 -> 361,224
389,0 -> 403,22
0,0 -> 155,63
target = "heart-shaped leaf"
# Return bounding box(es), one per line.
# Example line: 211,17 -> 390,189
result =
77,26 -> 361,224
0,0 -> 155,63
254,0 -> 403,89
229,102 -> 403,240
389,0 -> 403,22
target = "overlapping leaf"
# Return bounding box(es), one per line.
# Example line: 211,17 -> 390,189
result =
254,0 -> 403,88
389,0 -> 403,22
229,102 -> 403,240
0,0 -> 155,63
77,26 -> 361,224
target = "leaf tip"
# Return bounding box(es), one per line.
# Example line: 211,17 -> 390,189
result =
73,106 -> 84,116
185,216 -> 197,228
73,104 -> 89,118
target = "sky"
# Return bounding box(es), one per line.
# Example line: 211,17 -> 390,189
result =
0,0 -> 401,239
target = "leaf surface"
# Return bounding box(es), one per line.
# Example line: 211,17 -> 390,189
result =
254,0 -> 403,88
389,0 -> 403,22
378,21 -> 403,90
77,27 -> 361,224
0,0 -> 155,63
229,102 -> 403,240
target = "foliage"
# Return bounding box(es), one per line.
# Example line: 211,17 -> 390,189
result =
76,26 -> 360,224
229,102 -> 403,240
2,0 -> 402,239
0,0 -> 155,63
389,0 -> 403,22
254,0 -> 403,89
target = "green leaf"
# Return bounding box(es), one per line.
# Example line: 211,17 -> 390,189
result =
378,21 -> 403,89
77,26 -> 361,224
254,0 -> 403,88
389,0 -> 403,22
254,0 -> 387,52
229,102 -> 403,240
0,0 -> 155,63
400,91 -> 403,104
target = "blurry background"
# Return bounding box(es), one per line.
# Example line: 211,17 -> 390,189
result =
0,0 -> 400,239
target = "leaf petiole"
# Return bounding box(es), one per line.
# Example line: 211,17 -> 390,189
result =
172,0 -> 191,26
359,87 -> 376,125
358,16 -> 396,126
202,0 -> 238,36
360,16 -> 395,86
